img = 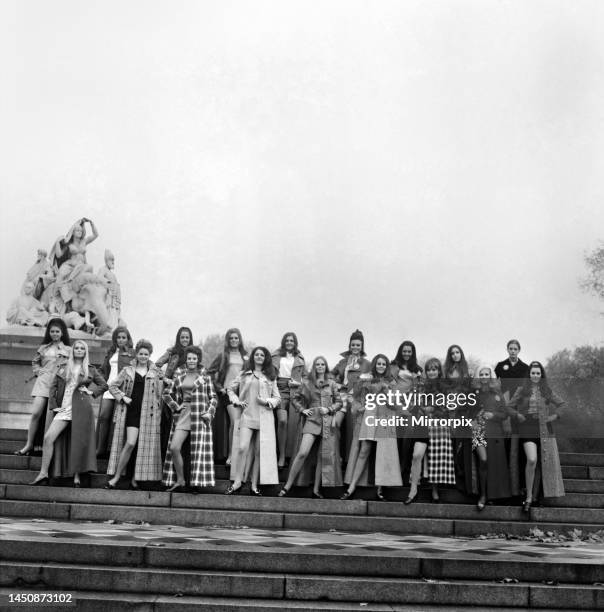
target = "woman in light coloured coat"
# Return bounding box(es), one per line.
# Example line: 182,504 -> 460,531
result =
225,347 -> 280,495
16,318 -> 71,456
278,356 -> 343,498
340,354 -> 402,501
105,339 -> 163,489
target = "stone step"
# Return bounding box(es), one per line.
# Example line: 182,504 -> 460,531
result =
559,453 -> 604,467
2,589 -> 537,612
563,465 -> 590,479
542,493 -> 604,509
1,493 -> 603,537
0,428 -> 26,441
2,536 -> 603,585
564,479 -> 604,494
1,561 -> 602,608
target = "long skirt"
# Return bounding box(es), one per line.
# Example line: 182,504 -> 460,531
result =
428,425 -> 455,485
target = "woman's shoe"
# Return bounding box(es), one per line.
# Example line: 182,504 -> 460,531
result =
404,493 -> 418,505
522,499 -> 532,514
31,476 -> 49,486
477,499 -> 486,511
73,481 -> 81,488
104,481 -> 117,490
250,487 -> 262,496
340,490 -> 354,500
14,449 -> 31,456
312,491 -> 324,499
225,457 -> 231,466
167,484 -> 185,493
376,490 -> 387,502
129,482 -> 140,491
431,495 -> 441,504
277,488 -> 289,497
224,484 -> 242,495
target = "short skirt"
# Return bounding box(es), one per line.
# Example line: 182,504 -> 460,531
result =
31,369 -> 55,398
175,404 -> 191,431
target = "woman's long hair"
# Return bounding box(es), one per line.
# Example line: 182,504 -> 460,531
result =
519,360 -> 553,401
444,344 -> 470,379
106,326 -> 133,358
216,327 -> 246,380
42,317 -> 71,346
246,346 -> 276,381
171,326 -> 194,365
308,356 -> 330,389
65,340 -> 89,381
391,340 -> 422,374
277,332 -> 300,357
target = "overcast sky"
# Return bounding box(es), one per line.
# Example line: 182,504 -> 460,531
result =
1,0 -> 603,368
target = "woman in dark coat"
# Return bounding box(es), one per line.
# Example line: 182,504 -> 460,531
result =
95,326 -> 135,457
30,340 -> 107,486
506,361 -> 565,512
472,365 -> 512,510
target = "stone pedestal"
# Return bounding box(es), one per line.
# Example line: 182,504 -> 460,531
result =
0,326 -> 111,429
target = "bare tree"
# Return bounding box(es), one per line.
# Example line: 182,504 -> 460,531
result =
581,243 -> 604,305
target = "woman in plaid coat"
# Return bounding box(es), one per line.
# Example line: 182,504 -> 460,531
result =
162,345 -> 217,492
426,358 -> 456,502
106,339 -> 163,489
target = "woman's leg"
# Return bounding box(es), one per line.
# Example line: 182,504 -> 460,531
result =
226,404 -> 242,465
408,441 -> 428,498
346,441 -> 374,494
251,432 -> 261,491
19,396 -> 48,453
169,429 -> 190,488
313,451 -> 322,496
475,445 -> 488,504
276,405 -> 288,467
523,442 -> 538,503
96,398 -> 115,457
283,433 -> 317,491
431,484 -> 440,501
33,419 -> 69,481
232,426 -> 254,488
108,427 -> 140,487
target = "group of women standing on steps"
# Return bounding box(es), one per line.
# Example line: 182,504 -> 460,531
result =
17,321 -> 565,513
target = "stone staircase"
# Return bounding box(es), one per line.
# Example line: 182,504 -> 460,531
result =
1,427 -> 603,610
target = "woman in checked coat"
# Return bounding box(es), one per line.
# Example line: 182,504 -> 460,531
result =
105,339 -> 163,489
162,346 -> 217,492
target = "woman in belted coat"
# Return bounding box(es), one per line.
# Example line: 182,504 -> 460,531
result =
271,332 -> 307,467
340,354 -> 402,501
506,361 -> 565,513
30,340 -> 107,486
226,347 -> 280,495
278,356 -> 343,498
330,329 -> 372,460
106,339 -> 163,489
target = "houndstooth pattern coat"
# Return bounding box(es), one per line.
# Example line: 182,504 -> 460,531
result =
162,367 -> 217,487
107,363 -> 163,481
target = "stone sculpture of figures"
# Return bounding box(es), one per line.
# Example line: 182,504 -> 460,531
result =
98,249 -> 122,330
24,249 -> 55,300
6,281 -> 50,327
51,217 -> 99,308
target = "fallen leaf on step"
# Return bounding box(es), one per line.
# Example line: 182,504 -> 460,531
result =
499,578 -> 519,583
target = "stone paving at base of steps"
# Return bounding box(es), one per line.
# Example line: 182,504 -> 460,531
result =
1,517 -> 603,563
